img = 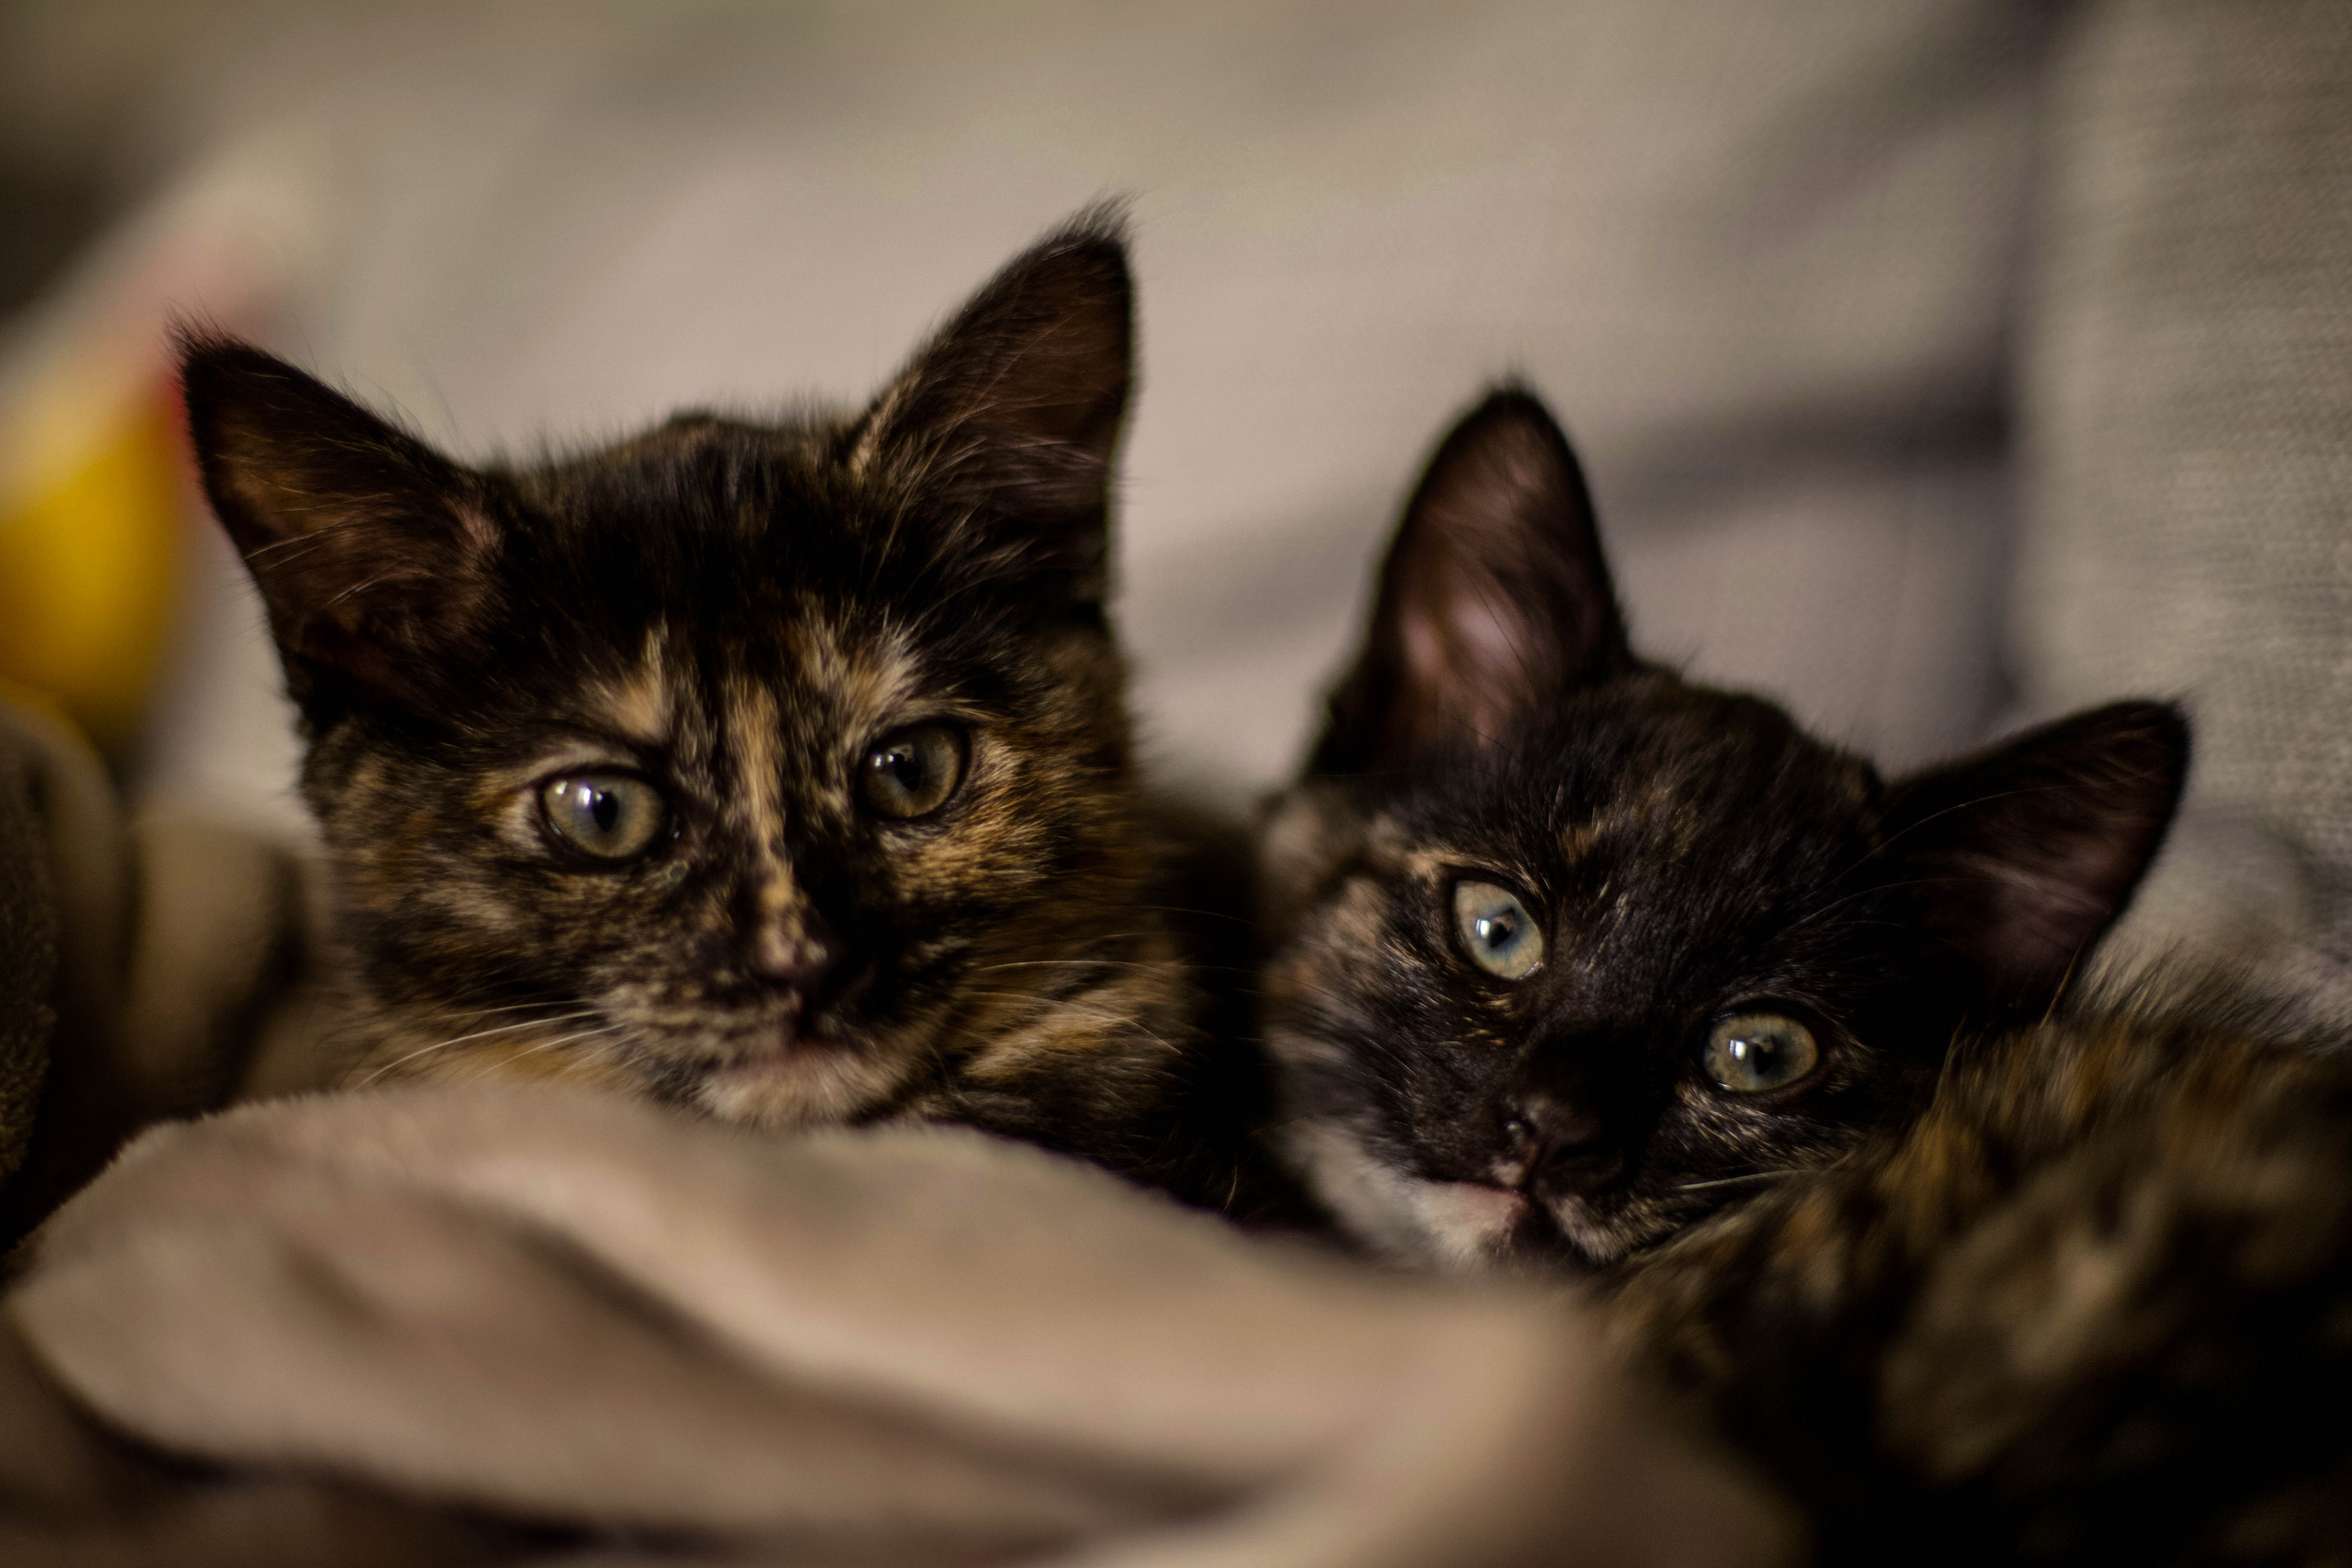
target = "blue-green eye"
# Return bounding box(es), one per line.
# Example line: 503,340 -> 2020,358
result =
1452,879 -> 1545,980
1701,1012 -> 1821,1093
540,773 -> 669,861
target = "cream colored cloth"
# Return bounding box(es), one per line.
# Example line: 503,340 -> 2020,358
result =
2020,0 -> 2352,980
5,1085 -> 1791,1567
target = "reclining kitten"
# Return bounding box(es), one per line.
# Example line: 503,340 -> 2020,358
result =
1263,390 -> 2352,1561
1261,386 -> 2187,1270
182,213 -> 1263,1203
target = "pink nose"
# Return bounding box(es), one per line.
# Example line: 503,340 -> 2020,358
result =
750,931 -> 834,994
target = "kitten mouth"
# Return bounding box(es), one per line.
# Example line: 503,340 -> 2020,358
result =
703,1017 -> 849,1072
1409,1179 -> 1530,1266
683,1025 -> 906,1130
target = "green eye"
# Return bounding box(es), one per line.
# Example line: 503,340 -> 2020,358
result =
1701,1012 -> 1821,1093
540,773 -> 669,861
1452,879 -> 1545,980
859,723 -> 968,820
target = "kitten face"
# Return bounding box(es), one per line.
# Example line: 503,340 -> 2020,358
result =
183,215 -> 1196,1147
1262,391 -> 2187,1272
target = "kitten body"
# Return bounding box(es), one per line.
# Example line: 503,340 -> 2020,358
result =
1260,388 -> 2352,1558
182,215 -> 1265,1201
1616,975 -> 2352,1565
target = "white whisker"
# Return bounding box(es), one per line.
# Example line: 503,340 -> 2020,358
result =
356,1010 -> 600,1087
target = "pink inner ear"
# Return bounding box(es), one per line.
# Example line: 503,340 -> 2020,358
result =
1392,545 -> 1548,755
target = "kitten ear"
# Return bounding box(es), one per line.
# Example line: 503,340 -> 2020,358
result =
1881,701 -> 2190,1009
851,208 -> 1133,604
179,332 -> 500,710
1312,388 -> 1632,775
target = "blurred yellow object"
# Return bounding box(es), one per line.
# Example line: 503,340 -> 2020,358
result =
0,383 -> 184,752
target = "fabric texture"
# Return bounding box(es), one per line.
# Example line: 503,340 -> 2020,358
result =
4,1087 -> 1791,1568
2021,0 -> 2352,978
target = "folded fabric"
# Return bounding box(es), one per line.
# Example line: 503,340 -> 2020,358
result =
6,1084 -> 1790,1567
0,692 -> 325,1240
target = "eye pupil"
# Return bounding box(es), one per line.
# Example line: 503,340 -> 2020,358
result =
1452,879 -> 1545,981
539,773 -> 667,862
858,724 -> 968,820
1703,1012 -> 1821,1093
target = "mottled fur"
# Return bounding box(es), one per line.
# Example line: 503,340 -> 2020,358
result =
1260,389 -> 2185,1269
181,214 -> 1268,1203
1614,976 -> 2352,1565
1263,388 -> 2352,1559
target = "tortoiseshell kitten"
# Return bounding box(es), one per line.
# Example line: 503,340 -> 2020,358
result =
1261,387 -> 2186,1271
1264,390 -> 2352,1560
180,214 -> 1262,1201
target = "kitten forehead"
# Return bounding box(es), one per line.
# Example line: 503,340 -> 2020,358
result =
585,625 -> 675,747
783,609 -> 925,730
720,674 -> 787,845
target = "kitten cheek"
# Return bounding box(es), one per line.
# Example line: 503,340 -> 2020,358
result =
406,877 -> 534,939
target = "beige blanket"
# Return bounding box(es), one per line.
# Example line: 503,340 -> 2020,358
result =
4,1087 -> 1788,1565
0,700 -> 1787,1565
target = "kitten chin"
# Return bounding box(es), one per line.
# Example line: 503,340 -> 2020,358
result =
181,211 -> 1288,1212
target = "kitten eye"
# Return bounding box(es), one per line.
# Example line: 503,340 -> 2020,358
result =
1452,879 -> 1545,980
858,723 -> 968,820
1701,1012 -> 1821,1094
540,773 -> 670,861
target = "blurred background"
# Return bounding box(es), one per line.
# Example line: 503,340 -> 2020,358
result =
2,0 -> 2348,967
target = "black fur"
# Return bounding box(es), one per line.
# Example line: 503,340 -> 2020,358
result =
1258,387 -> 2186,1268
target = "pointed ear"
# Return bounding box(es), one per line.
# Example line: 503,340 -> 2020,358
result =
849,207 -> 1133,606
178,332 -> 500,711
1311,388 -> 1632,775
1881,701 -> 2190,1009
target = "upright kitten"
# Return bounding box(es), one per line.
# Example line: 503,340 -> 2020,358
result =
182,214 -> 1246,1196
1258,388 -> 2186,1269
1263,390 -> 2352,1561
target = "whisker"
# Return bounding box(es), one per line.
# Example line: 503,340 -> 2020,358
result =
500,1023 -> 627,1065
1676,1170 -> 1798,1194
355,1010 -> 600,1087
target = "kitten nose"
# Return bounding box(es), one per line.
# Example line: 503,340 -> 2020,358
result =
1503,1090 -> 1620,1186
1507,1090 -> 1605,1154
749,925 -> 835,994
